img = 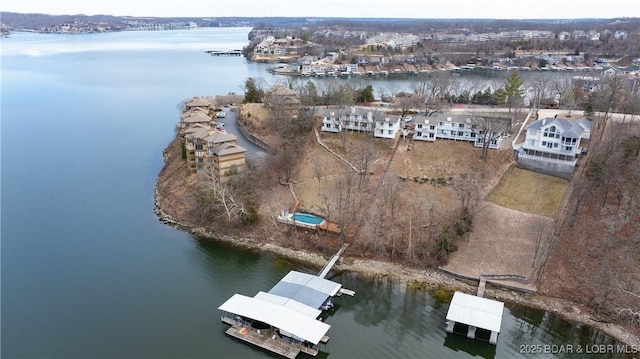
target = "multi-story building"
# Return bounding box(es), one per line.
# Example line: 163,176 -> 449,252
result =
184,96 -> 213,112
184,126 -> 246,182
413,112 -> 510,149
321,106 -> 401,139
514,117 -> 592,178
177,109 -> 214,136
263,86 -> 301,116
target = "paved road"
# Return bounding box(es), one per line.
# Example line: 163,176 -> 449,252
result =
217,107 -> 267,164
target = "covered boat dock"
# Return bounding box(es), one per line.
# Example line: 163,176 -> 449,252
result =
218,269 -> 352,358
445,291 -> 504,345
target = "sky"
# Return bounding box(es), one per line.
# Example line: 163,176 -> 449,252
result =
1,0 -> 639,19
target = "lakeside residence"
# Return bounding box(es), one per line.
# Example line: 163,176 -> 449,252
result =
178,97 -> 247,182
514,116 -> 592,179
322,106 -> 510,147
263,86 -> 301,117
413,111 -> 511,149
321,106 -> 402,139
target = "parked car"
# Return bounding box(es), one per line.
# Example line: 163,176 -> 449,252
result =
216,111 -> 226,118
403,116 -> 413,122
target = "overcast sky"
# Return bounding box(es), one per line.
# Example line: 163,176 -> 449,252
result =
2,0 -> 639,19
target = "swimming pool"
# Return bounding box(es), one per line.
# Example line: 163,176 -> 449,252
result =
292,213 -> 325,225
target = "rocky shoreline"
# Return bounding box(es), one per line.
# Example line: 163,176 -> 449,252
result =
153,187 -> 639,348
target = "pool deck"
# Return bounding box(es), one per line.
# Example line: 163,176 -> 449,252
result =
317,221 -> 341,234
277,211 -> 342,234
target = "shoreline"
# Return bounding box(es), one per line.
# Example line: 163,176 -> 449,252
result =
153,187 -> 640,348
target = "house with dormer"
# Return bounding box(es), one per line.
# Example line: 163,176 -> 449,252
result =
374,115 -> 402,139
514,117 -> 592,178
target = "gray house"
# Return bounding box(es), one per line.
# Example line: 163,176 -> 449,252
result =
514,117 -> 592,179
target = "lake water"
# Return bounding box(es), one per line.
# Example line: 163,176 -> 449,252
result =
1,28 -> 632,359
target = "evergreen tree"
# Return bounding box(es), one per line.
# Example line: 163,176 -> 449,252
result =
495,71 -> 524,116
243,77 -> 263,104
357,85 -> 375,103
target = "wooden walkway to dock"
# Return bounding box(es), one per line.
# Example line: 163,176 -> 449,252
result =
477,276 -> 487,297
318,243 -> 349,279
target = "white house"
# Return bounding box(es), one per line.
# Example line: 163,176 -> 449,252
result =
374,116 -> 402,139
322,112 -> 342,133
614,30 -> 628,40
413,112 -> 508,149
515,117 -> 592,178
321,106 -> 401,139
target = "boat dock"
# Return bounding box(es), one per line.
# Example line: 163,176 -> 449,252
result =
445,290 -> 504,345
205,49 -> 243,56
218,245 -> 354,358
224,323 -> 316,359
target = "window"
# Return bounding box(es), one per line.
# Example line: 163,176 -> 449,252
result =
457,131 -> 464,136
430,125 -> 435,130
565,146 -> 573,151
195,144 -> 203,150
553,143 -> 559,148
459,123 -> 465,128
429,133 -> 435,138
417,124 -> 423,129
416,132 -> 422,137
546,142 -> 553,148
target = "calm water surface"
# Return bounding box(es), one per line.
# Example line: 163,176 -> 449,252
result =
1,28 -> 631,359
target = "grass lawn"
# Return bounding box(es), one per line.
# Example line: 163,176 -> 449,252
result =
487,165 -> 568,218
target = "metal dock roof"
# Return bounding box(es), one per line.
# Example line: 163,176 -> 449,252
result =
446,291 -> 504,333
218,293 -> 330,345
253,291 -> 322,318
268,270 -> 342,309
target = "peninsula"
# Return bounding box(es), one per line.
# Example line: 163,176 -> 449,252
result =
155,77 -> 640,349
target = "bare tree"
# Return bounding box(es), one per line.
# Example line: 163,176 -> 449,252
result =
334,166 -> 359,245
552,77 -> 576,111
393,92 -> 423,117
194,161 -> 255,224
373,172 -> 403,260
411,71 -> 457,114
470,113 -> 511,163
527,76 -> 551,109
591,74 -> 626,139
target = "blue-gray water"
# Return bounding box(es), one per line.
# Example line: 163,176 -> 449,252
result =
1,28 -> 632,359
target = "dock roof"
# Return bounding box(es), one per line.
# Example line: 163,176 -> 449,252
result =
268,270 -> 342,309
253,291 -> 322,318
218,293 -> 330,345
446,291 -> 504,333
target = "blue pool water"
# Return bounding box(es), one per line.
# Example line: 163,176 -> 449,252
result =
293,213 -> 325,225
